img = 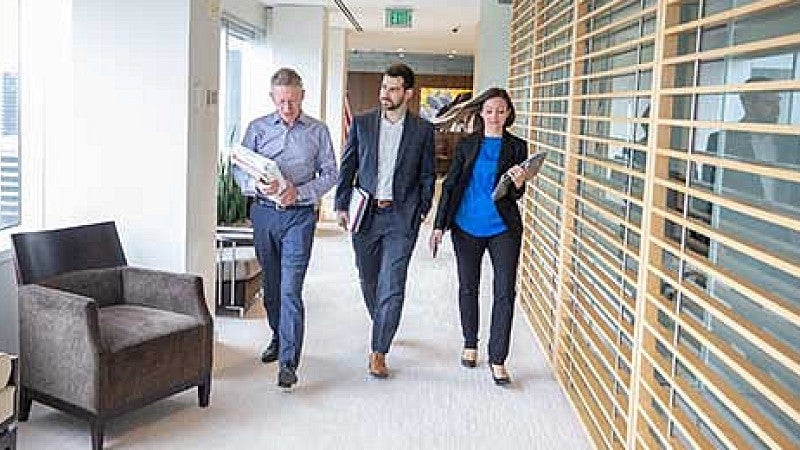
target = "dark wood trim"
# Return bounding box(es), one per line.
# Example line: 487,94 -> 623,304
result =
0,426 -> 16,450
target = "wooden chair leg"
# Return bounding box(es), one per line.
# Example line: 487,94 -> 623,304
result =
18,388 -> 31,422
8,427 -> 16,450
91,420 -> 104,450
0,426 -> 17,450
198,375 -> 211,408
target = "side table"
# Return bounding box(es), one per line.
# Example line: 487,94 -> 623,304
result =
216,227 -> 262,317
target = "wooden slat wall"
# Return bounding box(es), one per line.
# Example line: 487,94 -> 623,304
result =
509,0 -> 800,448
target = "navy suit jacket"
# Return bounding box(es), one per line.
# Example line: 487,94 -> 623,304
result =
335,108 -> 436,234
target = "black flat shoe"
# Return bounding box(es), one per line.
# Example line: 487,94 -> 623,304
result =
260,341 -> 279,364
490,364 -> 510,386
277,365 -> 298,389
460,348 -> 477,368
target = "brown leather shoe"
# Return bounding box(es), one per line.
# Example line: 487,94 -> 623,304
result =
368,352 -> 389,378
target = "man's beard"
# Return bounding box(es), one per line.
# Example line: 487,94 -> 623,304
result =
381,97 -> 403,111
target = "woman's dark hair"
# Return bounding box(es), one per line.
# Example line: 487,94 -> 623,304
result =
385,63 -> 415,89
470,87 -> 516,134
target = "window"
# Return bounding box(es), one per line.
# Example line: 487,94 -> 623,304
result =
0,0 -> 20,230
218,15 -> 268,153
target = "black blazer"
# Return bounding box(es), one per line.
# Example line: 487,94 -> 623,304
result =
335,108 -> 436,233
434,132 -> 528,234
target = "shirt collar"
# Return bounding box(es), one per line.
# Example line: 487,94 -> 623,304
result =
270,111 -> 309,127
381,110 -> 406,127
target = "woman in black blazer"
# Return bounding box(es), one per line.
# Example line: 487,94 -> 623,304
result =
429,88 -> 527,386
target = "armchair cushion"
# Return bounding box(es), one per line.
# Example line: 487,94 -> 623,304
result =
98,305 -> 203,354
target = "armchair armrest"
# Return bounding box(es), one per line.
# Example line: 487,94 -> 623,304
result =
18,285 -> 102,412
120,267 -> 212,325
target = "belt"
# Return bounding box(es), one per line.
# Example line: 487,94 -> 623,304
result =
255,197 -> 314,210
373,199 -> 394,209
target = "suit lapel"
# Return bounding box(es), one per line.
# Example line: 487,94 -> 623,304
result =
463,134 -> 481,174
498,133 -> 515,173
393,114 -> 415,175
369,110 -> 381,179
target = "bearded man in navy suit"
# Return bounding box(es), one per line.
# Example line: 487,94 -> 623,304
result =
334,63 -> 435,378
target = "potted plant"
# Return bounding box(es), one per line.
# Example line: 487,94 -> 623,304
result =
216,155 -> 249,226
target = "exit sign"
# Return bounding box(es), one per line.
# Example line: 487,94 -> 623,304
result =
385,8 -> 413,28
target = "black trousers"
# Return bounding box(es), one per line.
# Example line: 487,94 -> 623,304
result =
451,226 -> 521,365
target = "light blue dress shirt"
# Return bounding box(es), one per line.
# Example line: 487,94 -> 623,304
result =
234,112 -> 338,205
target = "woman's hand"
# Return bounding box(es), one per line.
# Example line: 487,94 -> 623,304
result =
429,229 -> 443,257
507,164 -> 525,189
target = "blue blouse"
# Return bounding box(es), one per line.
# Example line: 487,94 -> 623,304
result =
454,137 -> 508,237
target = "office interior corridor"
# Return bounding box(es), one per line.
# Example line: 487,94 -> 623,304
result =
16,220 -> 588,449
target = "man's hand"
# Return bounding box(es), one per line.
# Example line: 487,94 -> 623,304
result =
256,179 -> 281,196
429,229 -> 443,257
277,181 -> 298,206
336,211 -> 349,231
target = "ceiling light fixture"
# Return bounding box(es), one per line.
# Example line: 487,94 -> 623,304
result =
333,0 -> 363,32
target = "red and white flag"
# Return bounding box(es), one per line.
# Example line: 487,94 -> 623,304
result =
343,91 -> 353,145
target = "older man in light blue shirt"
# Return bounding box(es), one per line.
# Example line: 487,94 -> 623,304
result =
234,67 -> 337,389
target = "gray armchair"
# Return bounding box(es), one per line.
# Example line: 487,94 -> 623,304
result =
12,222 -> 213,450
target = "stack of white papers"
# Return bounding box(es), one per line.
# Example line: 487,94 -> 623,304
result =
230,145 -> 286,202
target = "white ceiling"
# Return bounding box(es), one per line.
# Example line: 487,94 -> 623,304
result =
258,1 -> 480,55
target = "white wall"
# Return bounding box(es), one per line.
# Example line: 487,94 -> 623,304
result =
187,0 -> 222,302
473,1 -> 512,94
270,5 -> 327,120
61,0 -> 192,270
0,0 -> 74,353
0,0 -> 219,352
321,27 -> 347,220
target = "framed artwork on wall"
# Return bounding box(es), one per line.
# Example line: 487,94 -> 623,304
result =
419,87 -> 472,121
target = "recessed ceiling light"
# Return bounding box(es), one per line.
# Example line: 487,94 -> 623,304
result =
397,47 -> 405,53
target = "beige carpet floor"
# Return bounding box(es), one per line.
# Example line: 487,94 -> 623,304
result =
16,221 -> 589,449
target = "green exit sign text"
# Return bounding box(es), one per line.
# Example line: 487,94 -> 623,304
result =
385,8 -> 413,28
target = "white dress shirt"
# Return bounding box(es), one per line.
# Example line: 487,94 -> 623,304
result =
376,113 -> 405,200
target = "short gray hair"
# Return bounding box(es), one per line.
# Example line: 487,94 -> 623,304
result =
271,68 -> 303,89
